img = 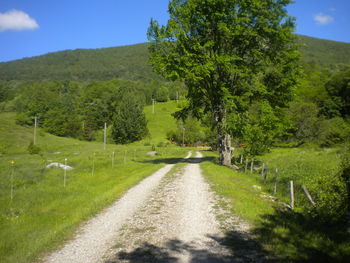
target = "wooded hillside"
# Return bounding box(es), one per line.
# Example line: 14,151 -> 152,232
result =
0,35 -> 349,82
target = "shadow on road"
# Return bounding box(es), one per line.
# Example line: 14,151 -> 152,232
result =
139,156 -> 215,165
105,229 -> 272,263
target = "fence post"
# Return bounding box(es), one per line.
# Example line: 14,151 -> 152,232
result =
302,185 -> 316,206
112,151 -> 115,168
273,168 -> 278,195
290,180 -> 294,209
250,160 -> 254,174
64,158 -> 67,187
261,163 -> 265,181
10,161 -> 15,201
245,158 -> 248,173
92,153 -> 96,176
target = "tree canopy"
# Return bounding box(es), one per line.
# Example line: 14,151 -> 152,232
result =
147,0 -> 300,164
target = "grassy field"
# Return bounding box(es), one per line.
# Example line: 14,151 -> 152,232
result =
143,100 -> 180,144
201,148 -> 350,262
0,101 -> 185,263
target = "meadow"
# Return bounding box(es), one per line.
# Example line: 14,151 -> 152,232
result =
0,101 -> 186,263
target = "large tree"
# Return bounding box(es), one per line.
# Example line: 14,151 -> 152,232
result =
147,0 -> 300,165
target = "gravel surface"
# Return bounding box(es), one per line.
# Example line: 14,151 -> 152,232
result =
44,151 -> 268,263
103,152 -> 267,263
43,152 -> 192,263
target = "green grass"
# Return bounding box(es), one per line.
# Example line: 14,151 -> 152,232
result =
252,147 -> 343,207
201,148 -> 350,262
0,101 -> 186,263
143,100 -> 180,144
200,150 -> 273,224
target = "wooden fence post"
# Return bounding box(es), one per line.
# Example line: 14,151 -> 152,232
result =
261,163 -> 265,180
273,168 -> 278,195
302,185 -> 316,206
290,180 -> 294,209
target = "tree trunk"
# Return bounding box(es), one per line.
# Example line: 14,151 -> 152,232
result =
218,132 -> 232,166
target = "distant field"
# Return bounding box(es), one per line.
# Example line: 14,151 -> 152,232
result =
0,101 -> 185,263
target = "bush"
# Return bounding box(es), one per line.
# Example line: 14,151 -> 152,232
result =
318,117 -> 350,147
27,142 -> 41,155
157,142 -> 166,147
304,173 -> 348,224
16,113 -> 33,126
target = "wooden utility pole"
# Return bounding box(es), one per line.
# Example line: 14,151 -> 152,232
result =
33,116 -> 38,145
273,168 -> 278,195
290,180 -> 294,209
112,151 -> 115,168
104,123 -> 107,150
182,127 -> 185,147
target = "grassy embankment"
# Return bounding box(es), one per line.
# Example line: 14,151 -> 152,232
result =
0,101 -> 184,263
201,147 -> 350,262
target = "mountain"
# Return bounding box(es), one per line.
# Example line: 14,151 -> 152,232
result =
0,43 -> 159,82
298,35 -> 350,66
0,35 -> 349,82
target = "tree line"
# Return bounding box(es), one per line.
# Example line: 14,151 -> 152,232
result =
0,78 -> 186,144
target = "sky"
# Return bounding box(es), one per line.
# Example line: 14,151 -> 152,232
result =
0,0 -> 349,62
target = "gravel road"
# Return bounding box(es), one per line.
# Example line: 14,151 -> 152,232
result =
44,151 -> 266,263
43,152 -> 192,263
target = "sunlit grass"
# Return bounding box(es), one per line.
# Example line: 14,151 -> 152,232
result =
0,102 -> 186,263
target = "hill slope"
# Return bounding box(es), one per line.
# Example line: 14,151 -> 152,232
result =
0,43 -> 159,82
298,35 -> 350,66
0,35 -> 349,82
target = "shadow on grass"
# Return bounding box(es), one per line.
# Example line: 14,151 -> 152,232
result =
254,208 -> 350,263
105,230 -> 273,263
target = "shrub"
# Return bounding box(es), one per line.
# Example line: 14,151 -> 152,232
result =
16,113 -> 33,126
305,173 -> 348,224
318,117 -> 350,147
27,142 -> 41,155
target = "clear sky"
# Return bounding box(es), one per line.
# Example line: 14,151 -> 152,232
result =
0,0 -> 349,62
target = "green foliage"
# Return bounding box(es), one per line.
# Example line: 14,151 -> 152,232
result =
148,0 -> 300,163
324,69 -> 350,117
0,44 -> 161,82
284,101 -> 350,146
340,144 -> 350,217
111,93 -> 148,144
241,102 -> 282,156
286,101 -> 320,143
27,142 -> 41,155
167,116 -> 204,146
15,113 -> 33,126
318,117 -> 350,147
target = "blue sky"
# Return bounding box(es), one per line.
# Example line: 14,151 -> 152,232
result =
0,0 -> 349,62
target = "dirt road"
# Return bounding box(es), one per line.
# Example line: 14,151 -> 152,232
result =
44,152 -> 265,263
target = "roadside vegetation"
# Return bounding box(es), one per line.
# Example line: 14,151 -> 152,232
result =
201,147 -> 350,262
